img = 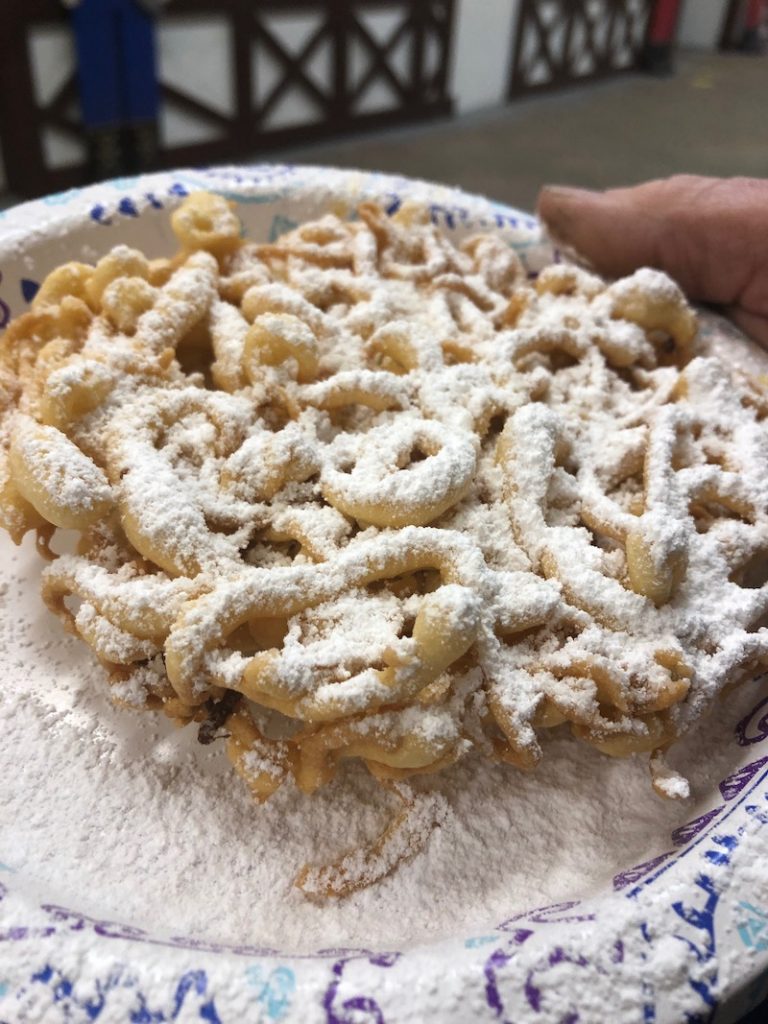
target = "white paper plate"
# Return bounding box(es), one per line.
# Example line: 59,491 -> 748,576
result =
1,165 -> 767,1024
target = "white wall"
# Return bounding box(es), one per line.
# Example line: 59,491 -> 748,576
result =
677,0 -> 728,50
158,15 -> 233,145
158,3 -> 523,128
451,0 -> 520,114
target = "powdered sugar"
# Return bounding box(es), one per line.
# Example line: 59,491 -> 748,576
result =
10,414 -> 113,517
3,167 -> 768,1024
5,191 -> 768,914
2,529 -> 764,951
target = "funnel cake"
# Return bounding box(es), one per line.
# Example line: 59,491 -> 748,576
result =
2,192 -> 767,896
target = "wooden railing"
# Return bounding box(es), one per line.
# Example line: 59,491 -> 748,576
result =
508,0 -> 653,98
0,0 -> 455,197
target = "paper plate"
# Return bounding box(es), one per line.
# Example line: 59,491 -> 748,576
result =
1,165 -> 767,1024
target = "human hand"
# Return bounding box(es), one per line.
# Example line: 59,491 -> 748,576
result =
537,175 -> 768,347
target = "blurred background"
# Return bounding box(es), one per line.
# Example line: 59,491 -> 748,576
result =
0,1 -> 766,209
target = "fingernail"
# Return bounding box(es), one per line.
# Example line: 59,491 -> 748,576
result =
537,186 -> 602,243
539,185 -> 601,201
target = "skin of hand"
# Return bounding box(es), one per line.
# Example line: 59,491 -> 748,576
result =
537,175 -> 768,348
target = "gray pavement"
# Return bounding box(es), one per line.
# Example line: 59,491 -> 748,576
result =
269,50 -> 768,214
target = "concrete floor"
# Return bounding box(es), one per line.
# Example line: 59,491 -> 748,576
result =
272,49 -> 768,214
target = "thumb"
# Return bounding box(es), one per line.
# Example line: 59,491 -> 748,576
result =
536,176 -> 768,324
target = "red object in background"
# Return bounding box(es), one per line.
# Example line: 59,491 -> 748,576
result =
745,0 -> 765,29
728,0 -> 767,52
640,0 -> 683,74
646,0 -> 683,45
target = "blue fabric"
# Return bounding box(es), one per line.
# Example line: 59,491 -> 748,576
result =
71,0 -> 160,127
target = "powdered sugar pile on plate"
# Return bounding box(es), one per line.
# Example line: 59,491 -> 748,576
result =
1,530 -> 763,952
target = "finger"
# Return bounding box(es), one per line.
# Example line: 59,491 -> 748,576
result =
536,176 -> 768,319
